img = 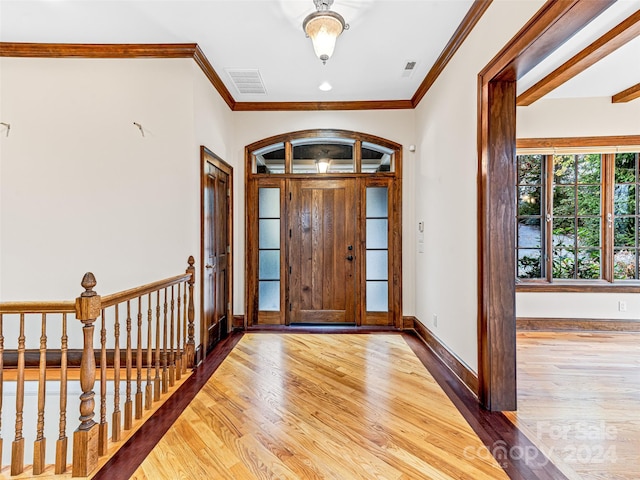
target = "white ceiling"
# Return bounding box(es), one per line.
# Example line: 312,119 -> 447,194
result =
1,0 -> 639,104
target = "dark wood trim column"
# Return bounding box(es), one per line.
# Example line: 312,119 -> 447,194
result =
477,79 -> 517,411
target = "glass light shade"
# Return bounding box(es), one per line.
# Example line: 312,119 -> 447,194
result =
303,11 -> 345,64
316,159 -> 331,173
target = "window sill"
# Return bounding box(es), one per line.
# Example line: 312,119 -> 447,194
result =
516,280 -> 640,293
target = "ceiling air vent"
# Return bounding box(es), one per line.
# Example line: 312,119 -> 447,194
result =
226,69 -> 267,95
401,61 -> 417,78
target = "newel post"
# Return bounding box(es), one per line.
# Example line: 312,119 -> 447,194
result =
72,273 -> 101,477
185,255 -> 196,368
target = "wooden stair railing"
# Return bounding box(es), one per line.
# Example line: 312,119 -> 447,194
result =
0,255 -> 196,477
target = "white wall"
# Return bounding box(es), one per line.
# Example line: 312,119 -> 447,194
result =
517,96 -> 640,320
0,57 -> 203,299
412,0 -> 545,372
231,110 -> 417,316
0,57 -> 240,350
518,96 -> 640,138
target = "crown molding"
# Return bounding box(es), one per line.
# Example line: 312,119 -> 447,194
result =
0,42 -> 198,58
412,0 -> 493,108
232,100 -> 413,111
191,44 -> 236,110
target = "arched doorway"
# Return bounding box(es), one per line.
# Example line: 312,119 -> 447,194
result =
245,129 -> 402,328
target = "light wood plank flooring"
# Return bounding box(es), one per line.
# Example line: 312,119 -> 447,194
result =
132,334 -> 508,479
507,331 -> 640,480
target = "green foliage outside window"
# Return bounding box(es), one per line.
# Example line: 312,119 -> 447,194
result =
518,151 -> 640,282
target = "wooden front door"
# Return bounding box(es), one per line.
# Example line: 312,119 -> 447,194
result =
203,154 -> 231,353
288,179 -> 356,324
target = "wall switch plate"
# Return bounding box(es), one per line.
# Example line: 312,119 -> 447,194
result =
619,301 -> 627,312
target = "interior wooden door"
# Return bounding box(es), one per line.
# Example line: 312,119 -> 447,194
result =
203,160 -> 230,353
288,179 -> 356,324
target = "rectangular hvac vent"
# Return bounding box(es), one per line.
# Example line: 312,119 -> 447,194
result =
402,61 -> 417,78
226,69 -> 267,95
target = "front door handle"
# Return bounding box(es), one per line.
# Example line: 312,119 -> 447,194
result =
346,255 -> 353,261
205,264 -> 213,269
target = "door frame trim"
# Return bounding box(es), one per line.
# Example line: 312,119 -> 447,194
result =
200,146 -> 234,356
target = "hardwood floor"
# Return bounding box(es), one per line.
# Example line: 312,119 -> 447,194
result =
131,334 -> 508,479
506,331 -> 640,480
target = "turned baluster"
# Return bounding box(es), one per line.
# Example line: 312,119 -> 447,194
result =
175,283 -> 182,381
154,291 -> 161,401
145,293 -> 153,409
124,300 -> 133,430
169,286 -> 176,387
186,256 -> 196,368
72,272 -> 101,477
98,308 -> 108,456
11,313 -> 26,475
55,313 -> 69,474
135,296 -> 143,419
182,282 -> 188,375
161,288 -> 169,394
33,313 -> 48,475
112,306 -> 121,442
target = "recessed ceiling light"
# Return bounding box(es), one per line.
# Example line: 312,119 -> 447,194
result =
319,81 -> 332,92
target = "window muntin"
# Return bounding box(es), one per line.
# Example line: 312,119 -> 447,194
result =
516,151 -> 640,284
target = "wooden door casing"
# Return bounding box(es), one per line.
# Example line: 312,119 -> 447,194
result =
201,148 -> 232,357
288,179 -> 357,324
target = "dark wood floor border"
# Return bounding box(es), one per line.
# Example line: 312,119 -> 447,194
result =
92,331 -> 244,480
517,317 -> 640,332
402,331 -> 568,480
409,318 -> 479,395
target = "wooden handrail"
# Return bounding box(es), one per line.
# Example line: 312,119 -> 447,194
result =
101,273 -> 192,308
0,301 -> 75,314
0,255 -> 196,478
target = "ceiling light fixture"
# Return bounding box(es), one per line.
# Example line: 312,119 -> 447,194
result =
319,81 -> 332,91
303,0 -> 349,65
316,158 -> 331,174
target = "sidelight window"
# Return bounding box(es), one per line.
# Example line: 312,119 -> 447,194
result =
258,188 -> 281,310
366,187 -> 389,311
